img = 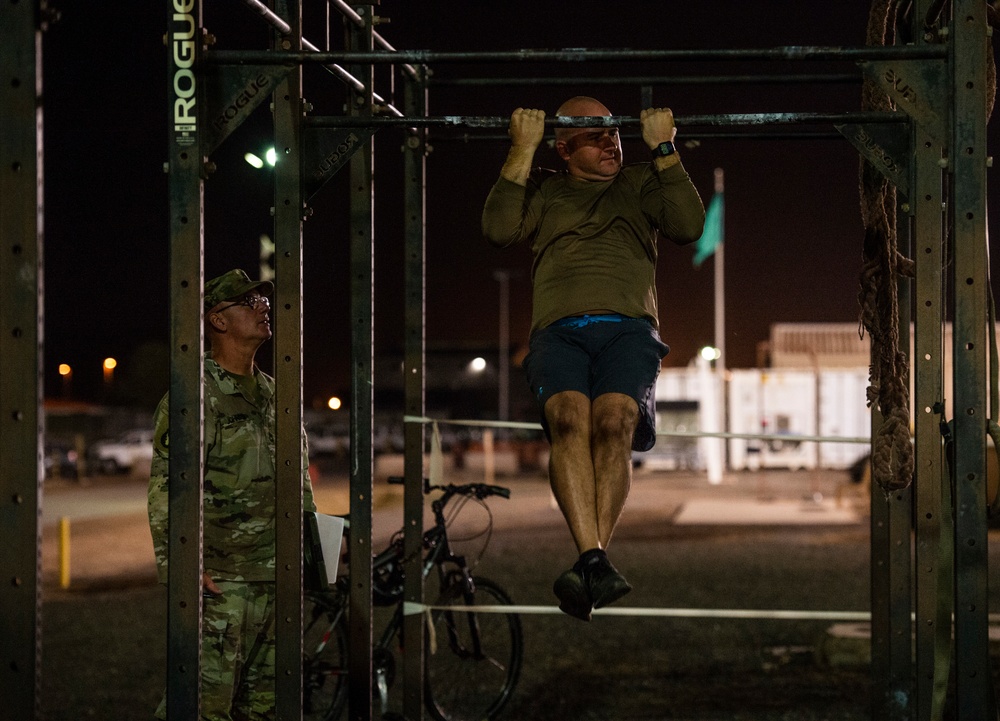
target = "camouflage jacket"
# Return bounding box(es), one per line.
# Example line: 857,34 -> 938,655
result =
147,355 -> 316,584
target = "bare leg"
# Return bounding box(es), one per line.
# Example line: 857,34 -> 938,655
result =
591,392 -> 639,548
548,392 -> 637,620
545,390 -> 600,553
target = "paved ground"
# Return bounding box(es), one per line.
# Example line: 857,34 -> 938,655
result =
30,464 -> 991,719
39,464 -> 867,593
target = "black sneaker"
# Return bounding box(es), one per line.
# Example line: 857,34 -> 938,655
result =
576,550 -> 632,609
553,568 -> 592,621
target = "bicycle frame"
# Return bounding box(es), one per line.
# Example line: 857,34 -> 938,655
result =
304,481 -> 515,719
369,511 -> 475,656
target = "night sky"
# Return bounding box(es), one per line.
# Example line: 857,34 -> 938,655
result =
39,2 -> 1000,414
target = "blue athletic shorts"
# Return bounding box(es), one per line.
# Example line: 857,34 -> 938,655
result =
522,314 -> 669,452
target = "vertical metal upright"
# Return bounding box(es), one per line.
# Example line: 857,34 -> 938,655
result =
866,17 -> 915,717
893,149 -> 915,721
165,0 -> 206,718
949,1 -> 991,717
401,68 -> 429,721
870,407 -> 913,720
0,3 -> 44,719
910,4 -> 952,718
346,6 -> 375,720
271,1 -> 306,719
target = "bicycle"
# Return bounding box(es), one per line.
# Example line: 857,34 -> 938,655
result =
302,475 -> 524,721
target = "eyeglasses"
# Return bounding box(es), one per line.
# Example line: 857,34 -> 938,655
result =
217,294 -> 270,313
564,128 -> 619,153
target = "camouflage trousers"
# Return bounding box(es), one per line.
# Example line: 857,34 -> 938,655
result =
155,581 -> 276,721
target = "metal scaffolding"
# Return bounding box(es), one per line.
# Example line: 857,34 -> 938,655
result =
0,1 -> 993,719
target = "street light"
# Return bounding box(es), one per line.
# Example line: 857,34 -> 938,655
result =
103,357 -> 117,390
696,347 -> 724,484
327,396 -> 342,411
58,363 -> 72,397
700,345 -> 722,362
244,147 -> 277,169
469,357 -> 487,373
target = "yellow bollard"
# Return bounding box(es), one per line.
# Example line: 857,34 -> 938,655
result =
58,516 -> 71,589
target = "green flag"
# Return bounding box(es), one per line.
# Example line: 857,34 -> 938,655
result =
693,191 -> 724,267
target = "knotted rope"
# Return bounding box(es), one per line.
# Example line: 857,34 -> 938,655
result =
858,1 -> 998,493
859,0 -> 914,492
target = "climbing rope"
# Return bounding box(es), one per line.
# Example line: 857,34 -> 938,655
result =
859,0 -> 914,492
858,0 -> 998,493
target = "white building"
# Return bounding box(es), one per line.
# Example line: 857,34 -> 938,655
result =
647,321 -> 982,472
646,323 -> 873,472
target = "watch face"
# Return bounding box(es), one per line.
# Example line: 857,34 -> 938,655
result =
656,142 -> 675,156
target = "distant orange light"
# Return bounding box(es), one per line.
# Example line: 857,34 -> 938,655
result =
58,364 -> 71,376
327,396 -> 342,411
103,357 -> 117,371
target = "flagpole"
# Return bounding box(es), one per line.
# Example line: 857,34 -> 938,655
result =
691,168 -> 726,483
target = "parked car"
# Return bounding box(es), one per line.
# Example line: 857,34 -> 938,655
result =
307,423 -> 350,457
373,424 -> 405,454
88,429 -> 154,474
44,441 -> 80,480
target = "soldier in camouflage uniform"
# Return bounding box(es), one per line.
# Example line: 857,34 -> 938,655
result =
148,269 -> 317,720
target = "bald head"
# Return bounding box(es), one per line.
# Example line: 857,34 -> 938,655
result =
553,96 -> 622,180
554,96 -> 613,142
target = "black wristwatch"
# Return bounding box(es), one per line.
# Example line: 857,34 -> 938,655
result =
651,141 -> 676,158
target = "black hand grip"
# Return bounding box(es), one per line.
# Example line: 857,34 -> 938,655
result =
479,484 -> 511,499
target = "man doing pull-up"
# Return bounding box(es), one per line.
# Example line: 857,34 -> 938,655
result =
482,96 -> 705,621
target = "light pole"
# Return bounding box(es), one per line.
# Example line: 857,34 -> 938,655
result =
492,270 -> 512,424
698,346 -> 724,484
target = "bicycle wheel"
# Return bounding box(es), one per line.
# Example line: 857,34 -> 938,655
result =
303,593 -> 349,721
424,576 -> 523,721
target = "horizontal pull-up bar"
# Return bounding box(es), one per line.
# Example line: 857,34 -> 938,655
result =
429,73 -> 862,87
208,44 -> 946,66
304,111 -> 905,129
435,131 -> 847,143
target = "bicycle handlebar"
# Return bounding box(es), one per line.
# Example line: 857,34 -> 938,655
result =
460,483 -> 511,500
386,475 -> 511,501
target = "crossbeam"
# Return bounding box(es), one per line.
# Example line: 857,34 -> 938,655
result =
207,44 -> 948,65
430,73 -> 862,86
304,111 -> 906,129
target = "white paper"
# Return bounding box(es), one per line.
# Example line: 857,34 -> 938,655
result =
306,512 -> 345,586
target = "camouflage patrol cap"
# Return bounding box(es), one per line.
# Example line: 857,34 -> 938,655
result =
204,269 -> 274,310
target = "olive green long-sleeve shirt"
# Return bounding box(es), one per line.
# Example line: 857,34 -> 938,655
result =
482,161 -> 705,334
